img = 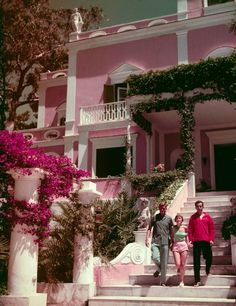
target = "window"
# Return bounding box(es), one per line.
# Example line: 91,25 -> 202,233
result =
96,146 -> 128,177
91,135 -> 137,178
103,83 -> 127,103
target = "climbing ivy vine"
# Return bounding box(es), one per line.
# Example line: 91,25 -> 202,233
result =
127,53 -> 236,171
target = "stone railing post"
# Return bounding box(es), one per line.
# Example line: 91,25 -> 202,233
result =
187,171 -> 196,198
0,168 -> 47,306
72,181 -> 102,296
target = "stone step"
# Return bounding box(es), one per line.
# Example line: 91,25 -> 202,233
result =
169,255 -> 231,264
144,264 -> 236,275
129,274 -> 236,286
188,194 -> 235,201
89,296 -> 236,306
97,285 -> 236,299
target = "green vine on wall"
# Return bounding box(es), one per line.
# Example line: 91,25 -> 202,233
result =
127,53 -> 236,171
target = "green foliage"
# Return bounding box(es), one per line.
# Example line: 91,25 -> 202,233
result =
221,215 -> 236,240
38,191 -> 94,283
0,236 -> 8,294
127,54 -> 236,171
93,192 -> 139,261
127,169 -> 186,194
2,0 -> 103,129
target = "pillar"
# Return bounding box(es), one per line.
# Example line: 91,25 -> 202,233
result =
72,182 -> 102,290
0,168 -> 47,306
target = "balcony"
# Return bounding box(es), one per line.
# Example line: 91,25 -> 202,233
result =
80,101 -> 129,125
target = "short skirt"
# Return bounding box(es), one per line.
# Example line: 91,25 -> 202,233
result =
172,240 -> 188,253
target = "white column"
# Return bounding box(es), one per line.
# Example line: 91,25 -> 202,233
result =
146,134 -> 151,173
65,48 -> 77,136
176,30 -> 188,65
78,131 -> 89,170
72,182 -> 102,285
177,0 -> 188,20
37,83 -> 46,128
1,168 -> 47,306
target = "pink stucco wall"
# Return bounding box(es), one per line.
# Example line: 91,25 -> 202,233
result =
41,145 -> 64,156
201,130 -> 211,186
188,0 -> 203,18
45,85 -> 67,127
76,34 -> 177,110
165,133 -> 181,170
188,25 -> 236,62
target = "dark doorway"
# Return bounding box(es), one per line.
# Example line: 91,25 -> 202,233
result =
214,143 -> 236,191
96,146 -> 127,178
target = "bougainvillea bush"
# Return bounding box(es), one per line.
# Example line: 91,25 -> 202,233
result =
0,131 -> 89,245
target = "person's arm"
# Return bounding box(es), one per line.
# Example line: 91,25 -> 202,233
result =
208,215 -> 215,245
145,221 -> 152,247
188,216 -> 193,246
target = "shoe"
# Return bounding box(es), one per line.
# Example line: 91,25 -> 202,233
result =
179,282 -> 184,287
194,282 -> 201,287
153,270 -> 160,277
160,282 -> 166,286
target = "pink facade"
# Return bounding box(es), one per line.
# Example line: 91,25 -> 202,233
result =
22,0 -> 236,196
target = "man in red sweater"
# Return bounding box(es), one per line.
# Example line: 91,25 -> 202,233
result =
188,200 -> 215,287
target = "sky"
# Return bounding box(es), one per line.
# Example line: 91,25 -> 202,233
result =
50,0 -> 177,28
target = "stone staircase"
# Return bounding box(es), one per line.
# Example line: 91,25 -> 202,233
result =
89,193 -> 236,306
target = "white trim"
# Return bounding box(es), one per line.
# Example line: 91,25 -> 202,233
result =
146,134 -> 151,173
176,30 -> 188,64
89,31 -> 107,38
65,49 -> 77,136
177,0 -> 188,20
204,1 -> 235,15
148,19 -> 168,27
78,131 -> 89,170
37,84 -> 46,128
43,129 -> 60,140
23,133 -> 34,141
117,25 -> 137,33
206,129 -> 236,190
159,132 -> 165,164
109,63 -> 143,85
67,10 -> 235,52
206,46 -> 234,59
32,139 -> 64,148
90,134 -> 138,178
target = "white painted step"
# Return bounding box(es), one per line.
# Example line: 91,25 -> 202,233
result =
129,274 -> 236,286
89,296 -> 236,306
97,285 -> 236,299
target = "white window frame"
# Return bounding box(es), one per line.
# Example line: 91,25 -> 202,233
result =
117,87 -> 128,102
90,134 -> 137,178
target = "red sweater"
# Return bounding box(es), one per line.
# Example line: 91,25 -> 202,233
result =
188,212 -> 215,242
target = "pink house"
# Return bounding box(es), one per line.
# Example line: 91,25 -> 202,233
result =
23,0 -> 236,197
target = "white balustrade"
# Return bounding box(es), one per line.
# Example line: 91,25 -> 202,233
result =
80,101 -> 128,125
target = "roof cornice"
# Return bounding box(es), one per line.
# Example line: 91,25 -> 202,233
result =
66,10 -> 235,52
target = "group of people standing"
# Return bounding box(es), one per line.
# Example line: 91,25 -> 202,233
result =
145,200 -> 215,287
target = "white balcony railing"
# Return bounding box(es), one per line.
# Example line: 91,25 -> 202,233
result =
80,101 -> 129,125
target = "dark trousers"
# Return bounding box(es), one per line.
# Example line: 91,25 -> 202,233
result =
193,241 -> 212,283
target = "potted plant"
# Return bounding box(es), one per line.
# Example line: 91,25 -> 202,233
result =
221,197 -> 236,265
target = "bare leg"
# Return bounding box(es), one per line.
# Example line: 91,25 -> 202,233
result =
179,250 -> 188,283
173,251 -> 181,275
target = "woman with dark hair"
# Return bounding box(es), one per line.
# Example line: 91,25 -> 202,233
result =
171,214 -> 189,287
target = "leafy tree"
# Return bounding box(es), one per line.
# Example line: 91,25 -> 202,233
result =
2,0 -> 103,130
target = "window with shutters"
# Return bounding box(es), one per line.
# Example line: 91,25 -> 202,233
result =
103,83 -> 127,103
